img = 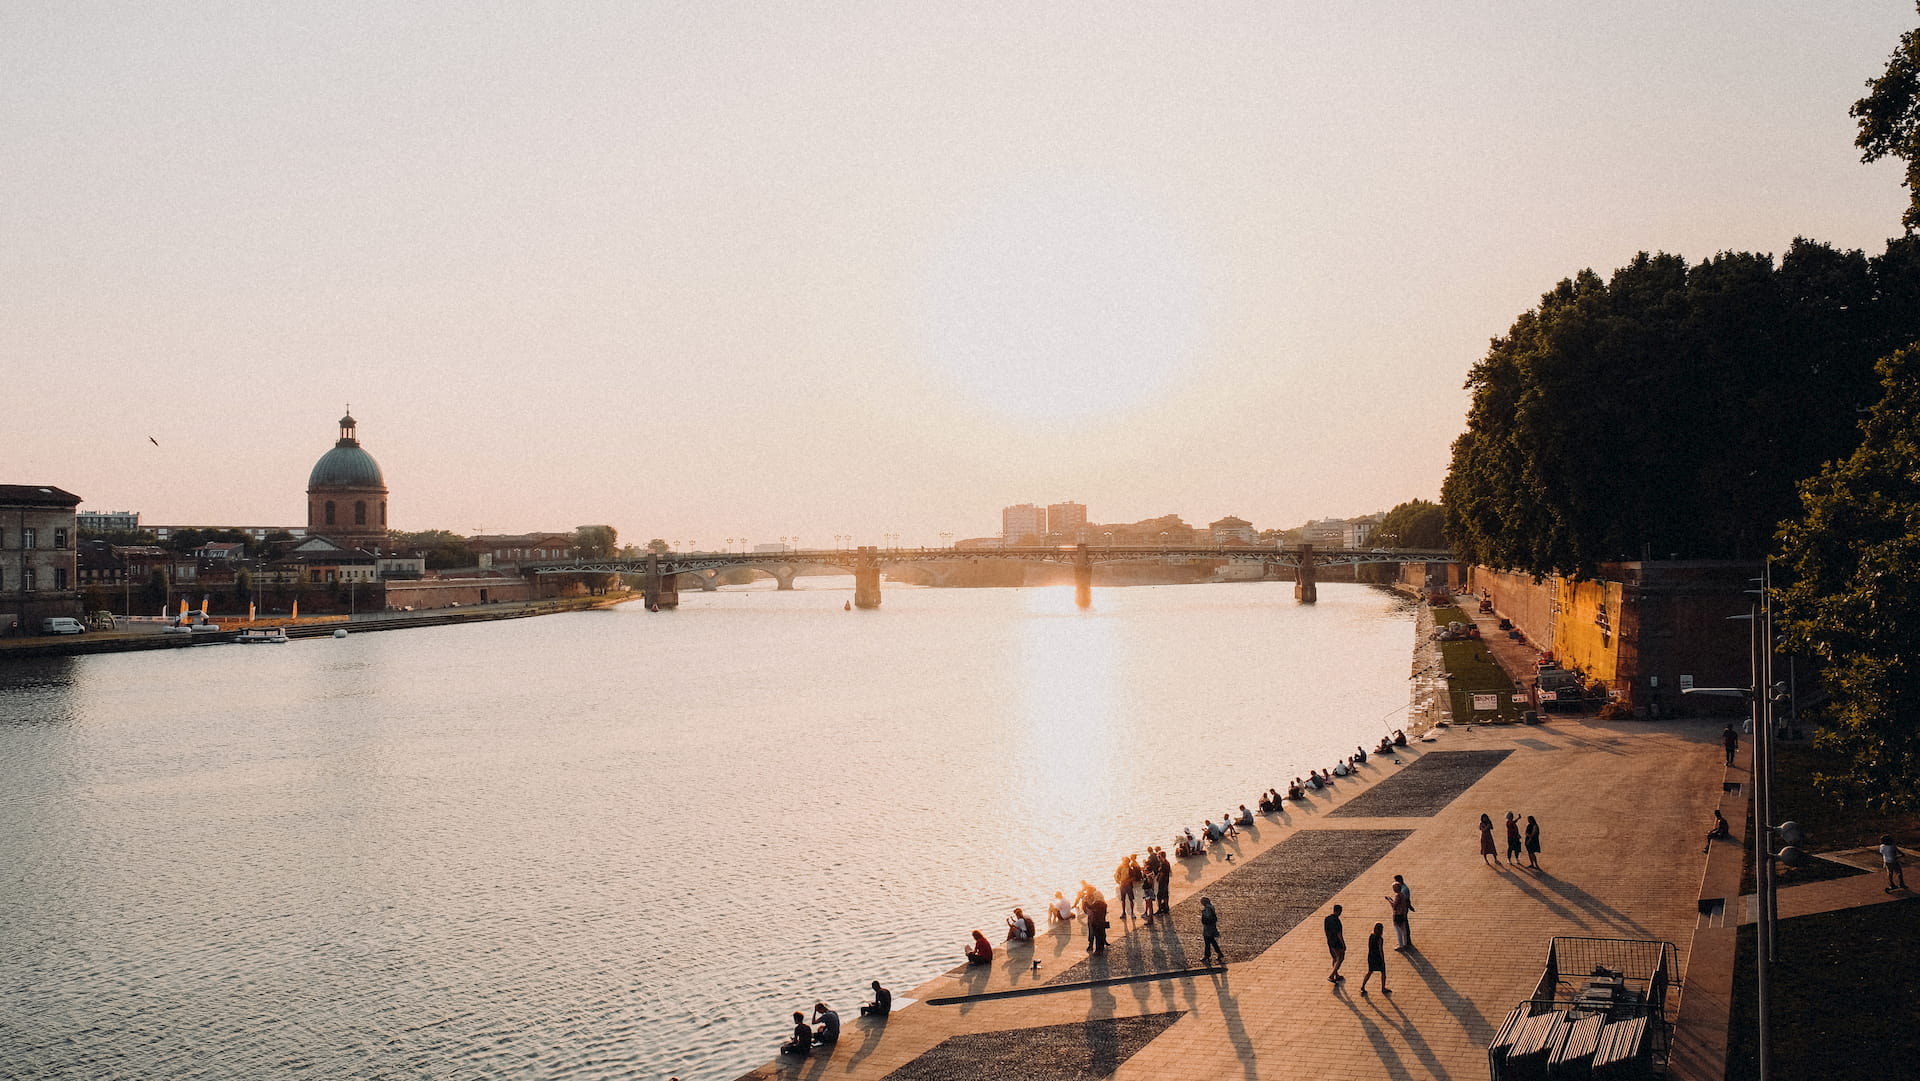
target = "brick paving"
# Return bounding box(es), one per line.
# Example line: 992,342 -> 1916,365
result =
735,710 -> 1727,1081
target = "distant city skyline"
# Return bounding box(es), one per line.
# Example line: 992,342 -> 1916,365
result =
7,5 -> 1913,545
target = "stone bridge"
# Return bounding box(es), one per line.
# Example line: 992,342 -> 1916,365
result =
525,544 -> 1455,611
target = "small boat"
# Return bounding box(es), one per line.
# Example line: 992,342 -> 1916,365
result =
234,627 -> 289,644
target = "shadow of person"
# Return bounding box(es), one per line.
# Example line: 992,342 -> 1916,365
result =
1212,975 -> 1260,1081
1336,984 -> 1420,1080
1530,872 -> 1655,938
1401,950 -> 1493,1038
1376,988 -> 1456,1079
843,1011 -> 888,1069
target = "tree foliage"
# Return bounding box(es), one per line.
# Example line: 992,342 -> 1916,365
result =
1853,5 -> 1920,232
1777,345 -> 1920,809
1376,499 -> 1446,549
574,525 -> 618,560
645,538 -> 670,554
1442,239 -> 1920,577
388,529 -> 472,570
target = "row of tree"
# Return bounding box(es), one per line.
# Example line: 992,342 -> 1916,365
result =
1427,10 -> 1920,807
1439,237 -> 1920,578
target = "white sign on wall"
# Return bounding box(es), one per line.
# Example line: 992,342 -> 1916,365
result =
1472,694 -> 1499,711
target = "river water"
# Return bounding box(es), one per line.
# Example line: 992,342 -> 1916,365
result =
0,580 -> 1417,1081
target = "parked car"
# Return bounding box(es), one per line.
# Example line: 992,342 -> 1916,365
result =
40,617 -> 85,635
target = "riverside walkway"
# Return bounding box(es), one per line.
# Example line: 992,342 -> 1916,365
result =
737,711 -> 1728,1081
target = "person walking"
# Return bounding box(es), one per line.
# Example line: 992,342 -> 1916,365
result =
1881,834 -> 1908,892
1115,856 -> 1139,920
1324,903 -> 1347,982
1386,879 -> 1413,950
1504,812 -> 1523,863
1524,815 -> 1542,869
1479,813 -> 1499,866
1199,897 -> 1224,966
1359,922 -> 1391,996
1723,723 -> 1739,767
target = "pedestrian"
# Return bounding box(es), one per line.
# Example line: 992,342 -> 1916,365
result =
1324,903 -> 1347,982
1504,812 -> 1523,863
1359,922 -> 1391,996
1723,723 -> 1739,766
1524,815 -> 1542,869
1115,856 -> 1138,920
1479,812 -> 1499,865
1200,897 -> 1224,966
1084,889 -> 1109,954
1386,879 -> 1412,950
1881,834 -> 1909,892
1156,850 -> 1173,915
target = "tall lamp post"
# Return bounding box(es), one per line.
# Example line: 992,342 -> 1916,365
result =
1683,566 -> 1805,1081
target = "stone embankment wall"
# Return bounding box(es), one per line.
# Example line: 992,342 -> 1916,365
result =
1469,561 -> 1755,713
384,577 -> 536,609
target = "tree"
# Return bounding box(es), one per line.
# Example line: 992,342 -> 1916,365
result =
1852,5 -> 1920,232
1442,241 -> 1920,578
140,569 -> 168,612
574,525 -> 618,560
1777,345 -> 1920,809
389,529 -> 471,570
1376,499 -> 1446,550
646,538 -> 670,554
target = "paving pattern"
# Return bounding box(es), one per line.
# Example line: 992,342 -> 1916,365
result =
1049,829 -> 1411,985
734,719 -> 1726,1081
1326,749 -> 1513,818
878,1012 -> 1185,1081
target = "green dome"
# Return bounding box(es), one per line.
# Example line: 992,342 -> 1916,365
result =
308,443 -> 385,489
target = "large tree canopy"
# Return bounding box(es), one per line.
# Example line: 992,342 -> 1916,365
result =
1442,239 -> 1920,577
1853,4 -> 1920,232
1376,499 -> 1446,550
1777,346 -> 1920,809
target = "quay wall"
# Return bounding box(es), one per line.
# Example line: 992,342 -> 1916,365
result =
1470,562 -> 1754,713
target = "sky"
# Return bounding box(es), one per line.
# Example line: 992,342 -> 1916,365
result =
5,2 -> 1915,546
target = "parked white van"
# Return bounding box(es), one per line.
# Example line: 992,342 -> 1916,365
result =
40,617 -> 85,635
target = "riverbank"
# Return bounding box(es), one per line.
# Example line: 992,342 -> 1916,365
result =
0,591 -> 639,659
729,604 -> 1726,1081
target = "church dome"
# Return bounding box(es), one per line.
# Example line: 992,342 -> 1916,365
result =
308,412 -> 387,489
308,444 -> 385,488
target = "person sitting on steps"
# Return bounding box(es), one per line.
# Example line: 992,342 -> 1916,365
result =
965,929 -> 993,966
1703,810 -> 1730,853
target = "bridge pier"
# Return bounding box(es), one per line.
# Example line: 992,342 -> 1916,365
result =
1294,544 -> 1318,603
773,566 -> 796,591
854,546 -> 882,609
643,554 -> 679,610
1074,544 -> 1093,609
698,571 -> 719,592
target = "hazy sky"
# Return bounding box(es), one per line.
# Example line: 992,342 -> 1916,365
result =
6,3 -> 1914,545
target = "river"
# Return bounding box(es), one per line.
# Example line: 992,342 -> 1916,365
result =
0,579 -> 1417,1080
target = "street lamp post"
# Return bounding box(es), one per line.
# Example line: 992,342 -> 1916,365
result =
1682,567 -> 1806,1081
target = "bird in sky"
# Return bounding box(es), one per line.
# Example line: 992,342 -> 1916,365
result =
148,436 -> 159,446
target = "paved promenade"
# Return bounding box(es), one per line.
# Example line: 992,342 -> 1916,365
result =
739,711 -> 1727,1081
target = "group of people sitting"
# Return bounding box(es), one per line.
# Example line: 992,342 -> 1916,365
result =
778,983 -> 891,1058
